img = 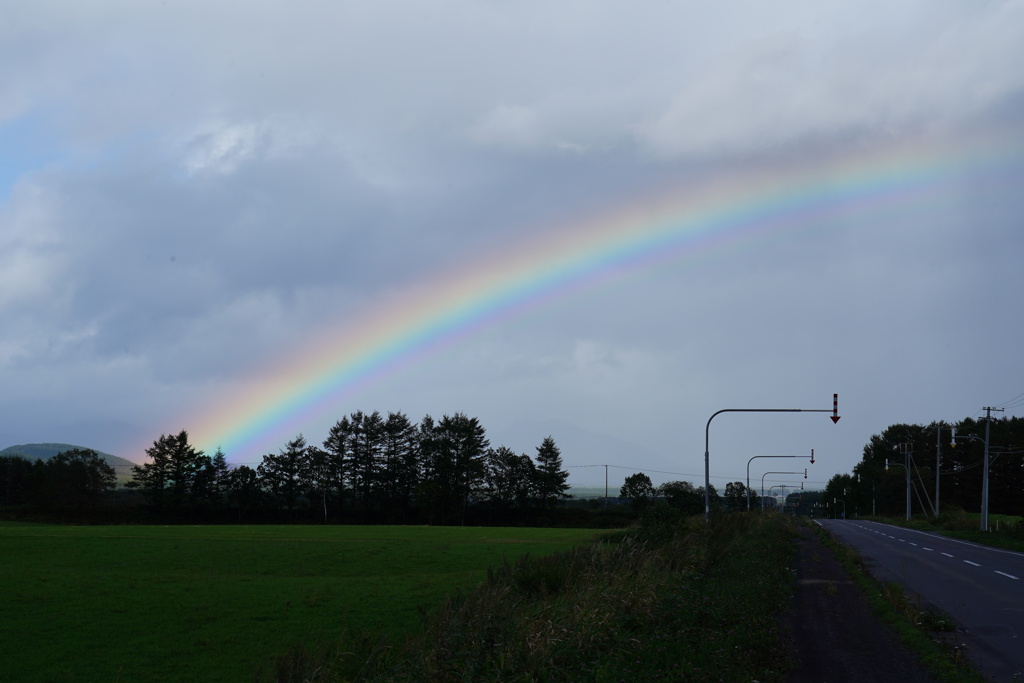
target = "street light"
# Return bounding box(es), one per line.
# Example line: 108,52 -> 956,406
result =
769,482 -> 804,512
762,470 -> 806,508
704,394 -> 840,522
885,452 -> 911,521
768,485 -> 788,509
746,450 -> 815,510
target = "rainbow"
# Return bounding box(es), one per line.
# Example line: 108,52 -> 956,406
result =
175,133 -> 1020,461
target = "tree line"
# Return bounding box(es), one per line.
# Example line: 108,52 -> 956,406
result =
0,411 -> 580,525
1,410 -> 759,525
13,411 -> 1012,525
129,411 -> 579,524
819,416 -> 1024,519
617,472 -> 758,514
1,448 -> 116,511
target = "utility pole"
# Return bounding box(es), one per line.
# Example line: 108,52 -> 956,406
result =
935,424 -> 941,517
981,406 -> 1003,532
604,464 -> 608,509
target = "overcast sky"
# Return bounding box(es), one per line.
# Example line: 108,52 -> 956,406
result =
3,1 -> 1023,493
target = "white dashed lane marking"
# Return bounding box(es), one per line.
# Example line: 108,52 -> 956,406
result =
848,523 -> 1024,583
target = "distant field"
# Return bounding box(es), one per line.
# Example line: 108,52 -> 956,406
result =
0,522 -> 605,682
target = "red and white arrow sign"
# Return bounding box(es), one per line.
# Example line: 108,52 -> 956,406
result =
830,393 -> 841,423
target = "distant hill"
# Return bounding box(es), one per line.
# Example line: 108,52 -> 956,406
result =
0,443 -> 137,471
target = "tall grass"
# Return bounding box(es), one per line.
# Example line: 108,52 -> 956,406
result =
266,510 -> 796,682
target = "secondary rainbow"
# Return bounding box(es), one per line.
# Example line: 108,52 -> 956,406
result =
180,133 -> 1021,460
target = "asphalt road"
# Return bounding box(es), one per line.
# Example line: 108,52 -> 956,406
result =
817,519 -> 1024,682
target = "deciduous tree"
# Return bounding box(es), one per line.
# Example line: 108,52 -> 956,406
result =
49,448 -> 117,509
723,481 -> 751,511
485,446 -> 536,510
620,472 -> 655,511
659,480 -> 702,515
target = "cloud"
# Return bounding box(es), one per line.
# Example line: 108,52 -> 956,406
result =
180,121 -> 266,175
635,4 -> 1024,157
1,1 -> 1022,484
467,104 -> 543,149
0,181 -> 73,323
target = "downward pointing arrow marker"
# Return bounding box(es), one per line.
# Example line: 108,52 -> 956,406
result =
831,393 -> 841,423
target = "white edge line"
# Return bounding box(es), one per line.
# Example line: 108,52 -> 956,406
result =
866,522 -> 1024,558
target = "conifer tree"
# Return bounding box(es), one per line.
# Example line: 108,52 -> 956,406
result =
382,411 -> 420,510
423,413 -> 488,523
126,430 -> 207,510
534,436 -> 571,509
257,434 -> 310,512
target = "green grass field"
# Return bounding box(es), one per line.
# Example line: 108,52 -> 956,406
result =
0,522 -> 604,682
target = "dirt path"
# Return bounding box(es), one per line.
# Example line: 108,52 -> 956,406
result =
781,523 -> 940,682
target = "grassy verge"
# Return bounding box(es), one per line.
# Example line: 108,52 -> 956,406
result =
809,521 -> 987,683
0,524 -> 600,682
268,510 -> 797,682
866,510 -> 1024,553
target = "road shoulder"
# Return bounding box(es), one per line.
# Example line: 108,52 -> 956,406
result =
781,521 -> 939,682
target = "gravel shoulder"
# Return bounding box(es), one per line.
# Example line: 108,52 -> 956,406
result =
781,522 -> 940,683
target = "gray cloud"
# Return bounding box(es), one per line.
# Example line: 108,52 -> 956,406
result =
1,1 -> 1022,488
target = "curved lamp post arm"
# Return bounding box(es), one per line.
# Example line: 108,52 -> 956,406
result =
704,395 -> 839,523
746,450 -> 815,510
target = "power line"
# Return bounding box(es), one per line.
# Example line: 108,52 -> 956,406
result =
995,391 -> 1024,410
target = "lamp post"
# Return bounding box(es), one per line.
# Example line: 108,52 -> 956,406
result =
769,482 -> 804,512
768,485 -> 787,509
746,450 -> 815,510
885,450 -> 911,521
704,394 -> 840,522
762,470 -> 806,508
